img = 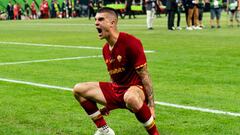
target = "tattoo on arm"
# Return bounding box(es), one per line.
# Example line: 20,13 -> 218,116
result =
136,65 -> 155,107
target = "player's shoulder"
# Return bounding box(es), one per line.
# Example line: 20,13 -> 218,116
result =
121,32 -> 142,48
120,32 -> 141,42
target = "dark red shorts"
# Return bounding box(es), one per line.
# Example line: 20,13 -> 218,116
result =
99,82 -> 146,111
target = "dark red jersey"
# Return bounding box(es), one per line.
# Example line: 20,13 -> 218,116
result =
102,32 -> 147,88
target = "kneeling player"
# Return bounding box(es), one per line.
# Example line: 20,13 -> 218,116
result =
73,7 -> 160,135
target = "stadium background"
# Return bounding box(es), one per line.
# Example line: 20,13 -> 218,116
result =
0,0 -> 145,11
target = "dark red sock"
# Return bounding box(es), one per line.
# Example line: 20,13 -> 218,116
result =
80,100 -> 106,128
135,103 -> 160,135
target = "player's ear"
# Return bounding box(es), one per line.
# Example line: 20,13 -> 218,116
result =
111,20 -> 115,25
112,18 -> 117,25
110,19 -> 115,26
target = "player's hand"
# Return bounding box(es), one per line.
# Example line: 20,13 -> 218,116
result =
100,107 -> 110,116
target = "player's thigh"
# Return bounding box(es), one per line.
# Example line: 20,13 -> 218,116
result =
73,82 -> 107,105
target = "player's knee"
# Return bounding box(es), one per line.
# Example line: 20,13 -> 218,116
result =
124,94 -> 142,110
73,83 -> 80,96
73,83 -> 87,96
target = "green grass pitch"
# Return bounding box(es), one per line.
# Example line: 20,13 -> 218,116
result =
0,13 -> 240,135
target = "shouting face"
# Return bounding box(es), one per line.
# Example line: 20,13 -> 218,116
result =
95,12 -> 116,40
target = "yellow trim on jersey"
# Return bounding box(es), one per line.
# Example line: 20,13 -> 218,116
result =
135,63 -> 147,69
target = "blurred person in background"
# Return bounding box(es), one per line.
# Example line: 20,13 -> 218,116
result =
80,0 -> 89,17
175,0 -> 183,30
115,0 -> 124,19
51,0 -> 56,18
13,2 -> 21,20
227,0 -> 238,27
61,0 -> 66,18
182,0 -> 189,25
30,0 -> 38,19
51,0 -> 60,18
187,0 -> 202,30
124,0 -> 136,19
182,0 -> 194,26
88,0 -> 95,20
155,0 -> 163,18
6,0 -> 14,20
198,0 -> 205,28
40,0 -> 49,18
66,0 -> 73,18
75,0 -> 82,17
24,0 -> 30,18
166,0 -> 177,30
97,0 -> 103,10
145,0 -> 157,30
55,0 -> 61,17
209,0 -> 223,28
237,0 -> 240,27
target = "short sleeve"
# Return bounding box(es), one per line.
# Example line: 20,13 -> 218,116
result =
128,38 -> 147,69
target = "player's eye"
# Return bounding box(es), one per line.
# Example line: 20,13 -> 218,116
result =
98,18 -> 104,21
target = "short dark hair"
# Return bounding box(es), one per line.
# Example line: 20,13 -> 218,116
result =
97,7 -> 118,19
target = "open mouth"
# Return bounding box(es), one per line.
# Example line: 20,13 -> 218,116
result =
97,28 -> 102,34
97,28 -> 102,33
96,28 -> 103,38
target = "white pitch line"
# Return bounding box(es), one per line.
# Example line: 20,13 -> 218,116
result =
0,41 -> 156,53
155,101 -> 240,117
0,77 -> 239,117
0,78 -> 72,91
0,55 -> 102,66
0,41 -> 102,50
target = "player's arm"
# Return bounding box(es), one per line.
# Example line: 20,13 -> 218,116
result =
136,64 -> 155,118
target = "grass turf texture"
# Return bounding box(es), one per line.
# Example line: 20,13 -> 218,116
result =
0,13 -> 240,135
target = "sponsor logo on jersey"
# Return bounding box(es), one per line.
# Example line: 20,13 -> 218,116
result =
117,55 -> 122,62
109,67 -> 125,75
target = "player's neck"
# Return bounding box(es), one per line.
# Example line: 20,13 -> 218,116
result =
106,31 -> 120,50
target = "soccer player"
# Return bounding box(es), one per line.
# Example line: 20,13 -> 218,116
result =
73,7 -> 160,135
